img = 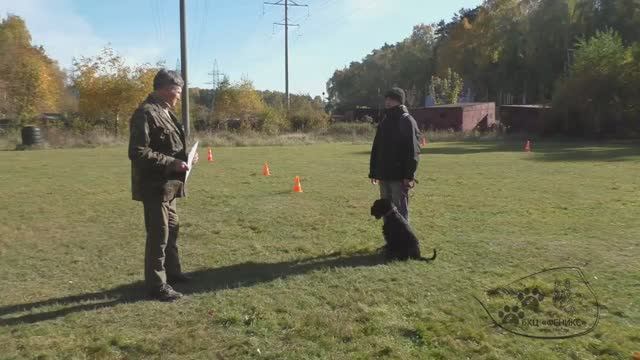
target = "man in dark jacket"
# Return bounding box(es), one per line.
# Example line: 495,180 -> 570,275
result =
369,87 -> 421,222
128,69 -> 197,302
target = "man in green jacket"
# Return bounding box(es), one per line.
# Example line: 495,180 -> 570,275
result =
128,69 -> 197,302
369,87 -> 421,223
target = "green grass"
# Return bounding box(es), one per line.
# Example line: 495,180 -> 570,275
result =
0,140 -> 639,359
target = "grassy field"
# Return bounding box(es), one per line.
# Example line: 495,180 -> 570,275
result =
0,140 -> 639,359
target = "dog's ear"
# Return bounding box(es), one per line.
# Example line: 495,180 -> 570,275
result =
371,200 -> 383,219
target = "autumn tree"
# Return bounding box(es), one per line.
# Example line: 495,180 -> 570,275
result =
212,77 -> 265,129
72,47 -> 159,135
327,24 -> 437,112
327,0 -> 639,112
0,15 -> 65,121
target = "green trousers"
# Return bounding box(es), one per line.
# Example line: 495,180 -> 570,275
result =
143,198 -> 182,290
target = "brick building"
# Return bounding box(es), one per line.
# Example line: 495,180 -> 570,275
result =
411,103 -> 496,132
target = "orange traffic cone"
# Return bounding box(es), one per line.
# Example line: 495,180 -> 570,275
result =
524,140 -> 532,152
262,162 -> 271,176
207,148 -> 214,162
293,176 -> 303,193
420,136 -> 428,147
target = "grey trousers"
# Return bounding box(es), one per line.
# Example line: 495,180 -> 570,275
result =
142,198 -> 182,291
379,180 -> 410,222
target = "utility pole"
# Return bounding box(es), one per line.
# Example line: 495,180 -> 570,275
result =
179,0 -> 190,138
264,0 -> 308,113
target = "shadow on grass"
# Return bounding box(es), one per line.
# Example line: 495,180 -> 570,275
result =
0,251 -> 384,326
528,145 -> 640,162
353,142 -> 525,156
354,141 -> 640,161
420,143 -> 520,155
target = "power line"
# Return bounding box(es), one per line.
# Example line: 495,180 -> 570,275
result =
189,0 -> 199,57
149,0 -> 161,44
263,0 -> 309,113
191,0 -> 207,63
315,0 -> 339,11
156,0 -> 168,44
197,0 -> 209,57
303,0 -> 383,35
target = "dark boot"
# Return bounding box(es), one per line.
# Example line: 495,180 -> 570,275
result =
149,284 -> 183,302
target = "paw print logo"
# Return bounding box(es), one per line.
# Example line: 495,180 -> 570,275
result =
498,305 -> 525,325
518,287 -> 545,309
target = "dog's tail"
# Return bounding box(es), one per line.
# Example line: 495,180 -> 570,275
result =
419,249 -> 437,262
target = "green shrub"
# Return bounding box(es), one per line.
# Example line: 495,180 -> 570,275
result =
552,30 -> 640,137
289,111 -> 329,132
257,107 -> 287,135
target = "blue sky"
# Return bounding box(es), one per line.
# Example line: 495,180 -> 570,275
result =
1,0 -> 480,97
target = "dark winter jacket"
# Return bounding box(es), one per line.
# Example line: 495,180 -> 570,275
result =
369,105 -> 421,181
128,93 -> 188,202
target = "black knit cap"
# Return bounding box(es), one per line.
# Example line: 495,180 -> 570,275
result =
384,87 -> 405,105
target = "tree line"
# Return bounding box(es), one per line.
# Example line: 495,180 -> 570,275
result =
3,1 -> 640,138
327,0 -> 640,137
189,80 -> 328,135
0,14 -> 328,136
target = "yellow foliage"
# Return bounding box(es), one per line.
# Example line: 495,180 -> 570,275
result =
463,18 -> 473,30
214,79 -> 265,121
72,47 -> 159,135
0,15 -> 64,119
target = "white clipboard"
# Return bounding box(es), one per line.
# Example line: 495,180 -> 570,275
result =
185,141 -> 199,183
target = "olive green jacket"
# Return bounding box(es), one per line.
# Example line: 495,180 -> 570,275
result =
128,93 -> 187,202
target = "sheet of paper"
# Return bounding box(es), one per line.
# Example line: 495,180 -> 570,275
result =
185,141 -> 199,183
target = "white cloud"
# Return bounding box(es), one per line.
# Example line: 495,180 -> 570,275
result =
0,0 -> 166,70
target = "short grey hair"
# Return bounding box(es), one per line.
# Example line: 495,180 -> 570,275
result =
153,69 -> 184,90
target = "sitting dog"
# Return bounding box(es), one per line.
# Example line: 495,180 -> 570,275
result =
370,198 -> 437,262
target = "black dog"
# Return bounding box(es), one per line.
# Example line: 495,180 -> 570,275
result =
370,198 -> 437,262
